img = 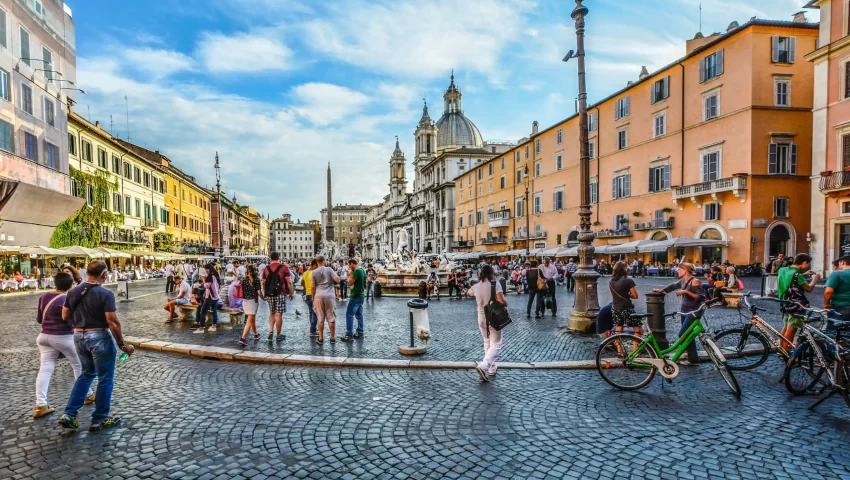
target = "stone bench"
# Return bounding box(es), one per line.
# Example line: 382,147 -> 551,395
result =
178,304 -> 244,326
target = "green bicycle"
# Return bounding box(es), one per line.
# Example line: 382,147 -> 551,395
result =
596,299 -> 741,397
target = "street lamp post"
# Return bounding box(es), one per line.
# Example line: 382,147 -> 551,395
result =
524,166 -> 530,257
566,0 -> 600,332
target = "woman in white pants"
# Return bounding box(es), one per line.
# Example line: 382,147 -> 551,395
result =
34,272 -> 93,418
467,265 -> 506,382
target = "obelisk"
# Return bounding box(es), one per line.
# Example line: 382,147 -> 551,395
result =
326,162 -> 334,242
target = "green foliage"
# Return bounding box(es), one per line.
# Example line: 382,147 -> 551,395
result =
153,232 -> 174,252
50,167 -> 123,248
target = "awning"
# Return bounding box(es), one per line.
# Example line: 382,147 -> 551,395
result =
127,250 -> 171,260
606,240 -> 663,255
63,246 -> 107,258
21,245 -> 73,256
0,245 -> 22,254
97,247 -> 132,259
557,246 -> 578,257
0,180 -> 85,246
640,237 -> 729,253
539,246 -> 563,257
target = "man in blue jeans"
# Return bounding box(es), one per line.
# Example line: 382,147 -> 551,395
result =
342,258 -> 366,342
58,260 -> 134,431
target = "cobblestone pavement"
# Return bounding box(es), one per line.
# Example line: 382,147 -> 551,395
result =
0,277 -> 794,362
1,342 -> 849,479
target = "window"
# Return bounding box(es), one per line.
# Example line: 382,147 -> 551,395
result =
704,203 -> 720,221
534,160 -> 541,177
701,151 -> 721,182
44,140 -> 57,168
488,163 -> 494,175
478,184 -> 482,196
615,96 -> 630,120
515,150 -> 520,163
516,168 -> 523,185
515,198 -> 524,217
41,46 -> 53,82
476,209 -> 483,224
556,153 -> 563,171
134,167 -> 141,183
43,97 -> 54,126
0,68 -> 8,101
617,128 -> 628,150
0,119 -> 13,153
488,180 -> 493,193
612,173 -> 631,199
614,213 -> 629,231
477,169 -> 482,180
80,140 -> 92,162
97,148 -> 107,168
771,36 -> 796,64
553,189 -> 564,210
653,112 -> 666,138
651,76 -> 670,104
588,111 -> 597,132
468,213 -> 473,226
590,180 -> 598,204
704,92 -> 719,120
500,175 -> 506,189
19,27 -> 29,65
533,192 -> 542,214
124,162 -> 131,179
535,139 -> 541,155
143,172 -> 150,187
67,133 -> 77,156
556,128 -> 562,145
500,158 -> 505,169
24,131 -> 36,160
774,197 -> 789,218
113,193 -> 121,213
768,143 -> 798,175
85,185 -> 93,206
34,1 -> 44,16
111,155 -> 121,174
125,196 -> 131,215
844,134 -> 850,169
648,165 -> 671,192
0,8 -> 6,49
700,49 -> 724,83
20,84 -> 32,114
589,139 -> 595,159
525,145 -> 529,159
775,79 -> 790,107
846,62 -> 850,100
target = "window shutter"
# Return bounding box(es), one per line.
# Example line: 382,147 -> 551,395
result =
700,154 -> 705,181
648,167 -> 655,192
843,135 -> 850,169
615,101 -> 620,120
768,143 -> 778,174
771,36 -> 779,62
651,83 -> 657,105
704,97 -> 710,120
613,177 -> 617,199
700,57 -> 706,83
625,174 -> 631,197
717,49 -> 724,75
789,37 -> 796,63
790,144 -> 798,175
663,76 -> 669,99
625,96 -> 631,117
663,164 -> 671,190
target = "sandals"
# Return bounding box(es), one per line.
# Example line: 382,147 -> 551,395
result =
316,338 -> 324,345
329,338 -> 336,345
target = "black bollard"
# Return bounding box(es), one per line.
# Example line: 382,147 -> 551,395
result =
645,292 -> 668,350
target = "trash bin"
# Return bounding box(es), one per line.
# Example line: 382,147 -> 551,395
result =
374,281 -> 382,298
400,298 -> 429,355
645,292 -> 668,350
418,281 -> 428,300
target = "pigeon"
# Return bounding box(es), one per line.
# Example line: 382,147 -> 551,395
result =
295,310 -> 302,316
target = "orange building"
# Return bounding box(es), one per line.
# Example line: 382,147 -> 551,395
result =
806,0 -> 850,272
455,17 -> 818,266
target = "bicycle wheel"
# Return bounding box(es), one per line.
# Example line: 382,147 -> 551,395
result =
701,336 -> 742,397
596,334 -> 658,391
712,327 -> 770,371
837,357 -> 850,409
783,341 -> 826,396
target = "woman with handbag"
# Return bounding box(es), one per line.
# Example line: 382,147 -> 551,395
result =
238,265 -> 263,346
467,265 -> 508,382
525,261 -> 546,318
609,261 -> 641,337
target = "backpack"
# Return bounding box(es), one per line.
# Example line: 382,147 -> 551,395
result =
781,271 -> 809,314
264,264 -> 284,296
485,282 -> 512,333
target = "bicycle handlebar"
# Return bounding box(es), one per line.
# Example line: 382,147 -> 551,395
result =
741,293 -> 841,318
662,297 -> 723,319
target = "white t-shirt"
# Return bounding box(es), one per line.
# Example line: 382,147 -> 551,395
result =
164,264 -> 175,277
177,281 -> 190,298
184,264 -> 195,278
469,280 -> 503,314
237,265 -> 246,278
226,263 -> 235,273
258,263 -> 267,278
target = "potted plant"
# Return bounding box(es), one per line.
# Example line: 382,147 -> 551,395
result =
820,170 -> 833,177
662,207 -> 673,213
632,211 -> 642,217
592,221 -> 601,227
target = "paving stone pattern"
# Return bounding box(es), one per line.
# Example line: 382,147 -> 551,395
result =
0,277 -> 790,363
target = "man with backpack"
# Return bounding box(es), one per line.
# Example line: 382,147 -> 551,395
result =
262,252 -> 294,342
777,253 -> 820,350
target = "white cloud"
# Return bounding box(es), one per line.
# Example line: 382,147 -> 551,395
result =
123,47 -> 195,79
291,83 -> 371,126
196,31 -> 293,73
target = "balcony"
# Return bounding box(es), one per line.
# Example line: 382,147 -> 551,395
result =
142,218 -> 160,230
672,176 -> 747,207
488,209 -> 511,228
633,218 -> 675,231
480,236 -> 508,245
596,228 -> 632,239
513,231 -> 547,241
101,228 -> 148,245
819,171 -> 850,193
451,240 -> 474,248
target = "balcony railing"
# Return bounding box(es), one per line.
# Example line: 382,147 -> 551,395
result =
633,218 -> 675,231
142,218 -> 160,230
513,231 -> 547,241
488,209 -> 511,228
480,236 -> 508,245
101,228 -> 148,245
819,171 -> 850,192
451,240 -> 474,248
596,228 -> 632,239
672,176 -> 747,203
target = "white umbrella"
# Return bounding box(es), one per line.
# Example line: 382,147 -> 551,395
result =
97,247 -> 132,259
21,246 -> 73,256
0,245 -> 21,254
63,246 -> 106,258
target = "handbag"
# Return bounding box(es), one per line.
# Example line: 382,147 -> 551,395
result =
536,269 -> 547,291
485,282 -> 512,333
234,282 -> 244,299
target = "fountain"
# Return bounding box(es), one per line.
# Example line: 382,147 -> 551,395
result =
376,229 -> 457,295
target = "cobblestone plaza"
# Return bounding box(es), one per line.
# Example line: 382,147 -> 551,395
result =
0,278 -> 849,479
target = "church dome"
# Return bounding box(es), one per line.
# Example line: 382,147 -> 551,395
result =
435,73 -> 484,149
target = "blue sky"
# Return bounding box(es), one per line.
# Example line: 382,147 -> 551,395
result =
68,0 -> 816,221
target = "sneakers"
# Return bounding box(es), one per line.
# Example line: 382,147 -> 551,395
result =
309,332 -> 319,337
58,414 -> 78,429
238,338 -> 248,347
89,416 -> 121,432
253,334 -> 261,341
84,393 -> 96,405
475,367 -> 490,383
267,332 -> 274,340
33,405 -> 55,418
352,333 -> 364,340
341,335 -> 354,342
276,335 -> 285,342
208,325 -> 217,333
192,327 -> 205,334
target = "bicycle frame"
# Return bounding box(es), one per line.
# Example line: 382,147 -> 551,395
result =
795,323 -> 843,388
625,314 -> 705,366
743,314 -> 793,357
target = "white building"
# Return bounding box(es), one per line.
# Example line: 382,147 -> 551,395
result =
271,214 -> 315,260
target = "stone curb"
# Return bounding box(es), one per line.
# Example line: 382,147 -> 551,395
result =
124,335 -> 598,370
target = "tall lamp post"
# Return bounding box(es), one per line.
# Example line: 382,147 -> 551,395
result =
565,0 -> 600,332
524,165 -> 530,257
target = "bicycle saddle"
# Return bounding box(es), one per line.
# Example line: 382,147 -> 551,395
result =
630,313 -> 651,320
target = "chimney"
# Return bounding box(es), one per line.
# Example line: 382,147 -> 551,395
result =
95,121 -> 100,128
793,11 -> 807,23
638,66 -> 649,80
627,80 -> 633,86
726,21 -> 739,33
532,121 -> 539,135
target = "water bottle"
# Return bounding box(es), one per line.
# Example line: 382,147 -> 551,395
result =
118,344 -> 134,362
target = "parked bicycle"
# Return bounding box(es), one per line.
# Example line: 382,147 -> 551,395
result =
596,298 -> 741,397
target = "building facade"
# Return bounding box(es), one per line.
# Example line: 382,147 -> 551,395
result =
455,18 -> 818,266
806,0 -> 850,272
67,110 -> 168,250
0,0 -> 82,246
321,203 -> 370,256
271,214 -> 314,259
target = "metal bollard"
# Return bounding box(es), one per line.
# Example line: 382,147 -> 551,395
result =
645,292 -> 668,350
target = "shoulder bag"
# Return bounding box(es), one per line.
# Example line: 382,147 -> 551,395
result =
536,269 -> 547,291
37,293 -> 66,324
485,282 -> 512,333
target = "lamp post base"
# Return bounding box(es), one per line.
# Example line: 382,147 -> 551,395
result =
567,310 -> 596,333
398,345 -> 426,355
